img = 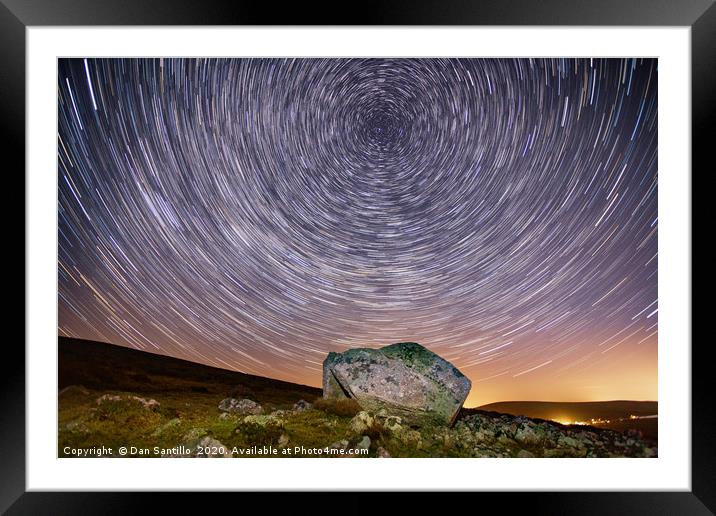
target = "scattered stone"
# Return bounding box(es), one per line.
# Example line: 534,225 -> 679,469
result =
329,439 -> 350,451
473,430 -> 490,442
193,436 -> 232,458
558,436 -> 581,449
497,435 -> 517,446
515,425 -> 542,446
96,394 -> 122,404
241,414 -> 284,428
394,428 -> 423,449
95,393 -> 159,410
322,342 -> 471,426
64,420 -> 89,434
293,399 -> 312,411
376,446 -> 391,458
376,413 -> 403,432
349,411 -> 375,434
278,434 -> 290,448
131,396 -> 160,410
356,435 -> 371,451
165,427 -> 232,458
455,411 -> 655,458
517,449 -> 535,458
164,435 -> 232,458
218,397 -> 263,415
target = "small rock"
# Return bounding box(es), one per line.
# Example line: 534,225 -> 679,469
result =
293,399 -> 312,411
218,397 -> 263,415
356,435 -> 371,451
329,439 -> 350,451
441,432 -> 455,448
376,414 -> 403,432
192,436 -> 232,458
131,396 -> 160,410
517,449 -> 535,458
394,428 -> 423,449
515,425 -> 542,445
472,430 -> 489,442
96,394 -> 122,404
350,411 -> 375,434
278,434 -> 290,448
64,420 -> 89,434
166,429 -> 231,458
376,446 -> 391,458
497,435 -> 517,446
95,393 -> 159,410
558,436 -> 581,448
242,414 -> 284,428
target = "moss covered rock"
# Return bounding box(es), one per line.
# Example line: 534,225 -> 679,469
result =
322,342 -> 471,427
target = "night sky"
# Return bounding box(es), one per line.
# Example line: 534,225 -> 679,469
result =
58,58 -> 657,406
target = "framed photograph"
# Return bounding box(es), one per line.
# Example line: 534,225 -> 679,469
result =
11,0 -> 710,511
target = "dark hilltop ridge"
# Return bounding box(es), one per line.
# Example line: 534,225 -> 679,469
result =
59,336 -> 321,400
58,337 -> 657,458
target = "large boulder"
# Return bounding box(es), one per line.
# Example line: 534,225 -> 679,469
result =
322,342 -> 471,427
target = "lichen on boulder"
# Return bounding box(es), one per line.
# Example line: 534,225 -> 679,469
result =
322,342 -> 471,427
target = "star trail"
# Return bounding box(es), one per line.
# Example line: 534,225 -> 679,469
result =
58,58 -> 658,406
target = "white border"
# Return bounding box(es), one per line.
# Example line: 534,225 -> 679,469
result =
27,27 -> 691,491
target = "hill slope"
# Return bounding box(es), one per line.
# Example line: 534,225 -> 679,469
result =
59,336 -> 321,403
58,337 -> 657,458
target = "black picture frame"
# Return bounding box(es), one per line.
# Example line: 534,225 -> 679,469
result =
7,0 -> 710,512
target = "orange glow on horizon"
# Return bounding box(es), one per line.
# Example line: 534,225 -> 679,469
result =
60,330 -> 657,408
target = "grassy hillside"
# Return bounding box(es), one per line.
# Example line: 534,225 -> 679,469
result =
58,337 -> 657,458
59,336 -> 321,403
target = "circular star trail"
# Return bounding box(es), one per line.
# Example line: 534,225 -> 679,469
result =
58,58 -> 658,405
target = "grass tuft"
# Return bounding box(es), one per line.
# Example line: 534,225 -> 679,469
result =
313,397 -> 362,417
